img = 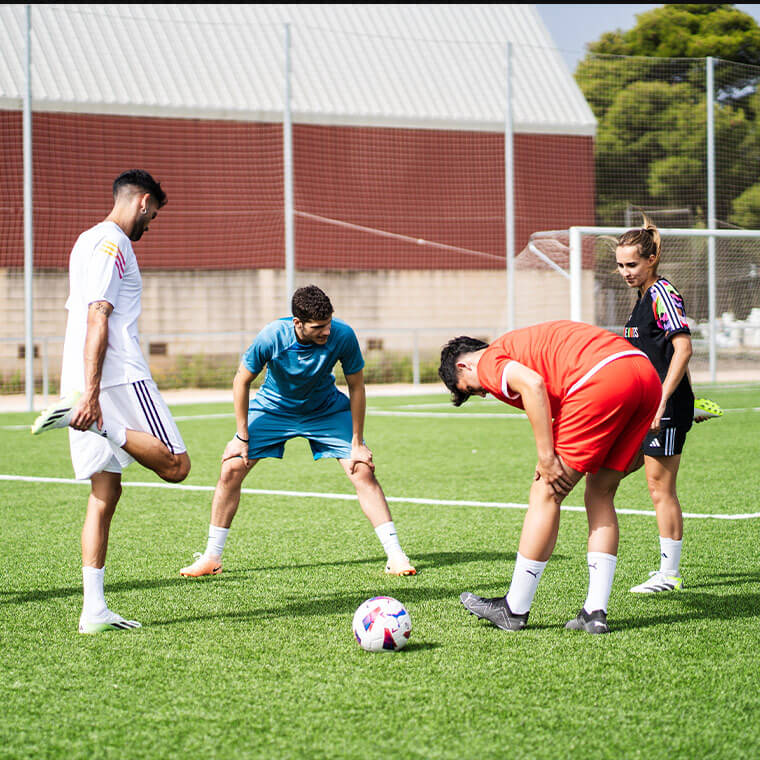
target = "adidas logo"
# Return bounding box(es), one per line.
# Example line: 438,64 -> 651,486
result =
649,437 -> 660,447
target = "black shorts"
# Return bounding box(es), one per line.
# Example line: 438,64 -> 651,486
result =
641,426 -> 688,457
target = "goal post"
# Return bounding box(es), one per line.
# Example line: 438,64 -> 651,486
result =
526,226 -> 760,383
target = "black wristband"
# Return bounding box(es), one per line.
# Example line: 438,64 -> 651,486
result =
235,433 -> 249,443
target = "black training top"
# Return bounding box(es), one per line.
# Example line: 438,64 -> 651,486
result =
623,277 -> 694,430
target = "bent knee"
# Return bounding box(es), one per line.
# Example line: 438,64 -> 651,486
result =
162,453 -> 191,483
219,456 -> 251,485
348,465 -> 380,489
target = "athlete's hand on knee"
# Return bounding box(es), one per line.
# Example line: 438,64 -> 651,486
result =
222,435 -> 249,465
349,443 -> 375,474
535,453 -> 575,500
70,391 -> 102,431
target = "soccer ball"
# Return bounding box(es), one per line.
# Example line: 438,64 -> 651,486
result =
352,596 -> 412,652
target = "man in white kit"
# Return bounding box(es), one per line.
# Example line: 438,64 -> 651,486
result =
32,169 -> 191,634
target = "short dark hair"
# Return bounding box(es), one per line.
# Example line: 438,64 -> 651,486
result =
439,336 -> 490,406
291,285 -> 334,322
113,169 -> 167,208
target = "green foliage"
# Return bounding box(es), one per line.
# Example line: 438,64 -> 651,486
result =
575,4 -> 760,227
589,4 -> 760,64
731,182 -> 760,227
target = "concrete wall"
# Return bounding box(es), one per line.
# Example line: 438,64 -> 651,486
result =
0,267 -> 593,377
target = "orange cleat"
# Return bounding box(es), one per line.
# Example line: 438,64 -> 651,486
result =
180,552 -> 222,577
385,555 -> 417,576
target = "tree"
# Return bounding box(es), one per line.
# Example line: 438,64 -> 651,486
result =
575,4 -> 760,227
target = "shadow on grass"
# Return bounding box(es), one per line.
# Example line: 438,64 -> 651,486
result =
0,550 -> 516,603
678,571 -> 760,589
228,549 -> 532,575
1,550 -> 570,607
613,590 -> 760,631
148,584 -> 504,627
396,642 -> 442,653
0,577 -> 191,605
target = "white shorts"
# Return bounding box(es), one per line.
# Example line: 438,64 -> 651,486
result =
69,379 -> 186,481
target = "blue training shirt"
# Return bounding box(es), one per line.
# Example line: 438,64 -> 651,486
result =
242,317 -> 365,415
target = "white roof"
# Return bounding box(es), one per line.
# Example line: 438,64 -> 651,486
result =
0,4 -> 596,135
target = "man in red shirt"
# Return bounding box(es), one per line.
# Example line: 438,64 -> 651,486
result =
438,320 -> 661,633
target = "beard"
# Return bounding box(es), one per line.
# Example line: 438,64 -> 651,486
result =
130,220 -> 148,241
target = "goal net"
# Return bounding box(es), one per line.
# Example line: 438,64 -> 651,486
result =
523,224 -> 760,383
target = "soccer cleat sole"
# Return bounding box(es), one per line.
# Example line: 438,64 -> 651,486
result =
78,619 -> 142,634
31,391 -> 82,435
694,398 -> 723,421
384,563 -> 417,576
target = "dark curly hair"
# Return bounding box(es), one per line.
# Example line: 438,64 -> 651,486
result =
439,336 -> 490,406
113,169 -> 167,208
291,285 -> 334,322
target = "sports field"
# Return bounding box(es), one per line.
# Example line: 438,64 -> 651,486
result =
2,384 -> 759,759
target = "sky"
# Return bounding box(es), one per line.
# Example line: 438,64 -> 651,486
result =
535,3 -> 760,72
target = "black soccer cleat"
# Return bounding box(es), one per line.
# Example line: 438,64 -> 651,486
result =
460,592 -> 529,631
565,608 -> 610,634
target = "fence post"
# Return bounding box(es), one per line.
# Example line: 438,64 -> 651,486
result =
283,23 -> 295,310
569,227 -> 582,322
42,336 -> 48,408
505,41 -> 515,332
412,331 -> 420,386
23,4 -> 34,411
706,56 -> 717,383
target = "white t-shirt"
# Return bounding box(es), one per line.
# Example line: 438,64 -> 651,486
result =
60,221 -> 152,394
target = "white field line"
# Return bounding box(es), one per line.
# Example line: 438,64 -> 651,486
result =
4,405 -> 758,430
1,473 -> 759,520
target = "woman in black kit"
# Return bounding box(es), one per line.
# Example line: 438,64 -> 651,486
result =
615,215 -> 693,594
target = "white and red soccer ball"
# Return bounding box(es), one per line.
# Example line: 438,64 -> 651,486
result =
352,596 -> 412,652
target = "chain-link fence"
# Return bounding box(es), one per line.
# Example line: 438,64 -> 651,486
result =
1,6 -> 759,404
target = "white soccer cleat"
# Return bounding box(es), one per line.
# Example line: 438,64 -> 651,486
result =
694,398 -> 723,422
78,609 -> 142,634
31,391 -> 82,435
180,552 -> 223,577
629,570 -> 684,594
384,554 -> 417,576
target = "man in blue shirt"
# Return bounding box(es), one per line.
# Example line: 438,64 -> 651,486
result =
180,285 -> 416,577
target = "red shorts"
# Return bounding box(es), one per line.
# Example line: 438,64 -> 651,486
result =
553,354 -> 661,474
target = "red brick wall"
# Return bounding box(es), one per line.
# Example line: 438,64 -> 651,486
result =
0,111 -> 594,270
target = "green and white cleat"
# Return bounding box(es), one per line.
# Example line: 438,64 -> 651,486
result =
629,570 -> 684,593
31,391 -> 82,435
78,610 -> 142,634
694,398 -> 723,422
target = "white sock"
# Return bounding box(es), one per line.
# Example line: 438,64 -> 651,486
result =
505,553 -> 547,615
205,525 -> 229,558
82,565 -> 108,619
584,552 -> 617,613
374,521 -> 405,560
659,537 -> 682,576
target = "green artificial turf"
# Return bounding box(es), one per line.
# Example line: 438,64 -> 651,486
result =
1,385 -> 758,759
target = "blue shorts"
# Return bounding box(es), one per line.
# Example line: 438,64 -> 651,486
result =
247,392 -> 354,460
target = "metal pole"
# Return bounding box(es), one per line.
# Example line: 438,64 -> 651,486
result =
569,227 -> 582,321
283,23 -> 295,311
706,56 -> 717,383
505,41 -> 515,331
412,331 -> 420,386
42,336 -> 48,408
23,4 -> 34,411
